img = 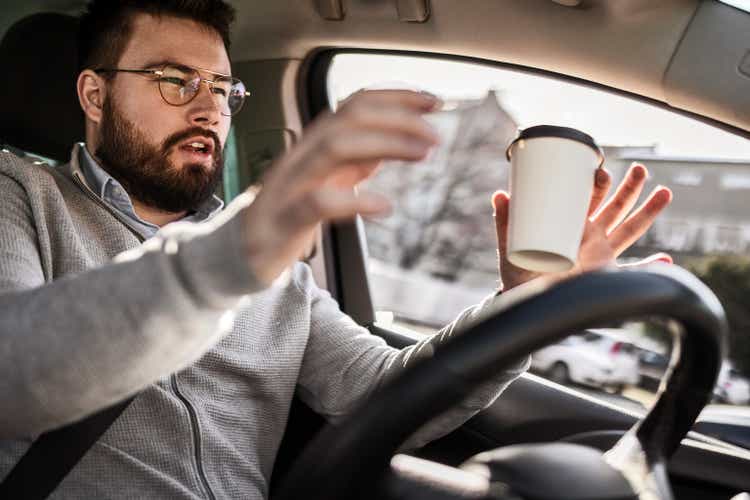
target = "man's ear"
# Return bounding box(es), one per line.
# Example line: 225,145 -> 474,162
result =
77,70 -> 105,124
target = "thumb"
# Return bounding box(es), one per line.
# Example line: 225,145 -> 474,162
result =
492,190 -> 510,255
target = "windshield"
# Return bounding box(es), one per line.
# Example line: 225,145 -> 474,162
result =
328,52 -> 750,446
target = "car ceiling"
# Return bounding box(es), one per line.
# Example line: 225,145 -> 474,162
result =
2,0 -> 749,133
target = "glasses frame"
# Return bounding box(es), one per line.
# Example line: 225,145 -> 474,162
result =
94,63 -> 251,116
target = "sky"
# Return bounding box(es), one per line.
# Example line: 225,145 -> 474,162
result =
719,0 -> 750,13
328,54 -> 750,161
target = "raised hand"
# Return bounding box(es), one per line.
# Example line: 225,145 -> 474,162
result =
493,163 -> 673,292
240,90 -> 441,285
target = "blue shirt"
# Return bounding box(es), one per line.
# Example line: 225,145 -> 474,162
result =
77,143 -> 224,238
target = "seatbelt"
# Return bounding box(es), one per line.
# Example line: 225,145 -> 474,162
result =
0,396 -> 135,499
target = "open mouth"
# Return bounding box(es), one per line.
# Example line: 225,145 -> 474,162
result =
178,137 -> 215,157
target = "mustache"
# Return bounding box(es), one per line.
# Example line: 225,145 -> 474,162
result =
162,127 -> 223,154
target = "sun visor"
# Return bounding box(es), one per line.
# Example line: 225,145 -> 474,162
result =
314,0 -> 430,23
663,0 -> 750,133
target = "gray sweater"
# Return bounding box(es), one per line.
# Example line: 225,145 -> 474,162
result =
0,146 -> 527,499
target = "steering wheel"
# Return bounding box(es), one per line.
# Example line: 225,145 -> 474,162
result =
274,265 -> 726,500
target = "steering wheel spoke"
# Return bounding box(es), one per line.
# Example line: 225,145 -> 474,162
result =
380,454 -> 513,500
605,430 -> 673,500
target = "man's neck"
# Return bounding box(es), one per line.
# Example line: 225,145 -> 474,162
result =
132,199 -> 188,227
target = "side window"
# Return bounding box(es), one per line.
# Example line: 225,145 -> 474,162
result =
326,54 -> 750,421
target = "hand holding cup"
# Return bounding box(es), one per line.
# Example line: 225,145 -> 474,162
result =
495,125 -> 673,291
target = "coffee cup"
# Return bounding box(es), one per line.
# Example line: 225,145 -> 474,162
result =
505,125 -> 604,273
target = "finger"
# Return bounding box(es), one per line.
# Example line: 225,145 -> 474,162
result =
593,163 -> 648,233
619,252 -> 673,268
281,92 -> 440,181
587,168 -> 612,217
339,104 -> 441,146
608,186 -> 673,256
324,160 -> 381,189
282,130 -> 433,196
343,89 -> 443,113
314,129 -> 432,167
268,117 -> 435,202
296,188 -> 392,227
492,190 -> 510,255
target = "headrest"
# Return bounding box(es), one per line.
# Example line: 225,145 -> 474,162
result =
0,13 -> 84,163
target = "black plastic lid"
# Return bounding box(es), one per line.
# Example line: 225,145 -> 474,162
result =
506,125 -> 604,167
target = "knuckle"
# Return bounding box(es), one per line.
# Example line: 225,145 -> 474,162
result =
311,109 -> 333,129
339,90 -> 362,109
610,196 -> 626,211
337,101 -> 357,119
343,90 -> 371,111
344,105 -> 370,127
335,104 -> 372,131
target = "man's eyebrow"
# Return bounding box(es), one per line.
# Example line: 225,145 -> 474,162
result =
140,59 -> 178,70
139,59 -> 233,77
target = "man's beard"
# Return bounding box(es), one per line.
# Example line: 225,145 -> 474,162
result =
95,98 -> 224,214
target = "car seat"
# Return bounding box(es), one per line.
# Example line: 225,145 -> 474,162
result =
0,13 -> 85,163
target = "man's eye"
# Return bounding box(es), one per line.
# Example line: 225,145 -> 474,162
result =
160,76 -> 186,87
211,87 -> 228,97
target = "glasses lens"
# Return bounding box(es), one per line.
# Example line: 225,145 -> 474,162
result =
158,65 -> 200,105
212,77 -> 247,116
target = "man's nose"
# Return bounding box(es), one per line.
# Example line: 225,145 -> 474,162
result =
187,83 -> 222,126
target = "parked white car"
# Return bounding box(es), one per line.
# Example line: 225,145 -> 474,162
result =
532,330 -> 640,392
714,363 -> 750,406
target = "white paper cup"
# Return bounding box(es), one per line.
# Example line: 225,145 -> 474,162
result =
505,125 -> 604,273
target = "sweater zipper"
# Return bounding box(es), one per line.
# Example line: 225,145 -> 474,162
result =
171,374 -> 217,500
73,172 -> 216,499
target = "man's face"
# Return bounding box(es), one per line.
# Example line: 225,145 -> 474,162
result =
95,13 -> 233,213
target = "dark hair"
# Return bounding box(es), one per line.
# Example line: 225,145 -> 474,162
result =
78,0 -> 236,71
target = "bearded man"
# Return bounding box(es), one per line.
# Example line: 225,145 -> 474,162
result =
0,1 -> 672,498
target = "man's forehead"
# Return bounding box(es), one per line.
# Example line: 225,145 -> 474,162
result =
118,13 -> 231,75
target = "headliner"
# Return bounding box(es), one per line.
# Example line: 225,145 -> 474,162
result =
2,0 -> 748,133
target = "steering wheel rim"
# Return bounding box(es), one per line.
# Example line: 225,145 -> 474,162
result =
275,264 -> 727,500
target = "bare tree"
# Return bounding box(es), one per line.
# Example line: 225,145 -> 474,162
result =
363,91 -> 518,282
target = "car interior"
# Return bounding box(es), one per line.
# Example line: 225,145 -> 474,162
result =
1,1 -> 749,499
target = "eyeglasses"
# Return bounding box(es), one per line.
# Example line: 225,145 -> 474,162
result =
95,63 -> 250,116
